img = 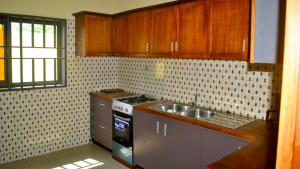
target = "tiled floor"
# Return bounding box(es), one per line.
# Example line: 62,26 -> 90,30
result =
0,144 -> 128,169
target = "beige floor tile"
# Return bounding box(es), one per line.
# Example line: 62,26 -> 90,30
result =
0,144 -> 128,169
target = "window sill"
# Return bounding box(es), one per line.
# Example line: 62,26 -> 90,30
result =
0,84 -> 67,92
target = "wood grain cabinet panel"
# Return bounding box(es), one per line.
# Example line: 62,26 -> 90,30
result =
150,6 -> 177,57
74,13 -> 112,56
112,15 -> 128,55
74,0 -> 251,60
209,0 -> 250,60
127,11 -> 152,56
176,0 -> 209,58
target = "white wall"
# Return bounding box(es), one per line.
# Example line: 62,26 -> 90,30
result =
0,0 -> 120,18
0,0 -> 178,19
116,0 -> 176,12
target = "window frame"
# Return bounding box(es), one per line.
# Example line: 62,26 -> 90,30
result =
0,13 -> 67,91
0,18 -> 8,87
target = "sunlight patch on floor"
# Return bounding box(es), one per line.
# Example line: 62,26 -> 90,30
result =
52,158 -> 104,169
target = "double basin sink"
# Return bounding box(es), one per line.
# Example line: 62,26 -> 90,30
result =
152,103 -> 216,119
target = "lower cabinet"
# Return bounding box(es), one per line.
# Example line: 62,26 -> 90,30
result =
133,110 -> 251,169
133,110 -> 202,169
90,96 -> 112,149
201,129 -> 250,169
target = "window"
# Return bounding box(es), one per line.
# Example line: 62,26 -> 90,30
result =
0,13 -> 66,91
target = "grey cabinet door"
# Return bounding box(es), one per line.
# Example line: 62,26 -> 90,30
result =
93,97 -> 112,125
254,0 -> 280,63
90,96 -> 113,149
201,128 -> 250,169
94,121 -> 112,149
161,118 -> 202,169
133,110 -> 164,169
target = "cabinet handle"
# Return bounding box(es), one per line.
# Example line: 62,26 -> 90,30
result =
113,114 -> 131,122
175,41 -> 178,52
171,42 -> 174,52
146,42 -> 149,52
242,39 -> 246,52
99,103 -> 105,107
164,123 -> 167,137
99,125 -> 106,129
156,121 -> 160,134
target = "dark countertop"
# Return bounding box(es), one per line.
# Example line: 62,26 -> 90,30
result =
135,100 -> 278,169
89,91 -> 135,101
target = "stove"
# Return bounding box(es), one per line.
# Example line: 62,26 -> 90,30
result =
112,95 -> 156,166
112,95 -> 156,116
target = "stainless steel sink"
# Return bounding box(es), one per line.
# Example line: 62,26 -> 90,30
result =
155,103 -> 193,114
178,111 -> 196,118
153,103 -> 216,119
193,108 -> 216,118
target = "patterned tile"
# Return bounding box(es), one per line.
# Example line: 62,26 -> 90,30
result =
117,57 -> 282,119
0,19 -> 282,164
0,20 -> 118,164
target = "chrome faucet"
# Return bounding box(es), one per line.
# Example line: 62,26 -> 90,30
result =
191,93 -> 200,108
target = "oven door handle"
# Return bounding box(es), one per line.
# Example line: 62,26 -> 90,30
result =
113,114 -> 131,122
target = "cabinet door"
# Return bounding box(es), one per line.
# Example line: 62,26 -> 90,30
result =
92,97 -> 112,124
112,15 -> 128,55
161,118 -> 202,169
127,11 -> 151,56
209,0 -> 250,60
151,6 -> 177,56
201,128 -> 250,169
176,0 -> 209,58
90,96 -> 113,149
85,15 -> 112,55
133,110 -> 163,169
94,121 -> 112,149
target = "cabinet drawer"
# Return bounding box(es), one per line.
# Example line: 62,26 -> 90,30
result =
94,121 -> 112,149
93,98 -> 112,124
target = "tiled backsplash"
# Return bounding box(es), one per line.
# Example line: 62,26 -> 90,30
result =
0,19 -> 282,164
118,57 -> 282,119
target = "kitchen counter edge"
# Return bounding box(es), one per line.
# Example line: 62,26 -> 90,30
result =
89,91 -> 134,101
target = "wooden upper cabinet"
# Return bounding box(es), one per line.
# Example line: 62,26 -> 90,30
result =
151,6 -> 177,56
74,0 -> 251,60
209,0 -> 250,60
127,10 -> 152,56
176,0 -> 209,58
112,15 -> 128,55
74,12 -> 112,56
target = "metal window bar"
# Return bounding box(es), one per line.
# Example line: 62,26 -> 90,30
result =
0,13 -> 67,91
43,58 -> 46,87
43,21 -> 45,48
1,57 -> 64,87
54,22 -> 56,48
19,17 -> 23,90
31,19 -> 34,48
6,15 -> 12,90
32,58 -> 35,89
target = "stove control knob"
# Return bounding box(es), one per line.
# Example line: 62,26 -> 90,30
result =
125,108 -> 128,112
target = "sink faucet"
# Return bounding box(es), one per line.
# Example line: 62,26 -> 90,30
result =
191,93 -> 200,108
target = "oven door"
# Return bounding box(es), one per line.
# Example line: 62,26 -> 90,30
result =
112,111 -> 133,148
